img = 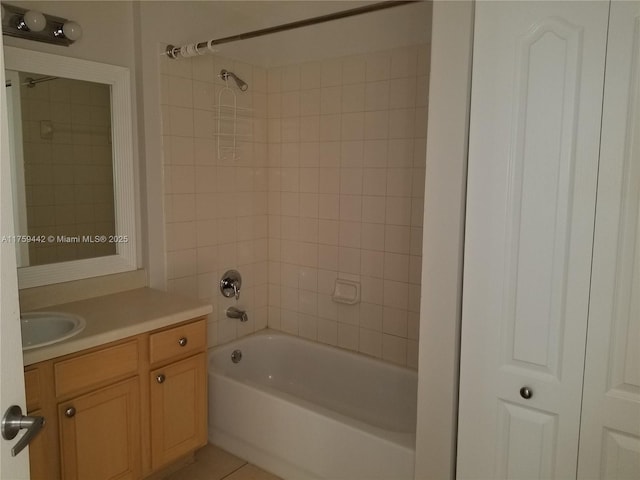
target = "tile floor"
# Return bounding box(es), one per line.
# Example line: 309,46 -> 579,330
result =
164,444 -> 282,480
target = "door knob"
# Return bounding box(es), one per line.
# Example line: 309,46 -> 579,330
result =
520,386 -> 533,399
64,407 -> 76,418
1,405 -> 45,456
178,337 -> 187,347
156,374 -> 166,384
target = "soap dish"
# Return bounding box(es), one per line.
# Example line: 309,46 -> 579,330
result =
331,279 -> 360,305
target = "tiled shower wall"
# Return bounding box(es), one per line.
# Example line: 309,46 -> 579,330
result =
160,44 -> 429,368
160,54 -> 269,346
266,45 -> 429,368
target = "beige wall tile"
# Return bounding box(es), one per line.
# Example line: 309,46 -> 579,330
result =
300,89 -> 321,116
362,196 -> 386,224
382,333 -> 407,365
342,55 -> 367,85
282,65 -> 301,91
391,46 -> 418,79
321,58 -> 342,87
317,317 -> 338,345
365,81 -> 390,111
299,62 -> 321,90
341,84 -> 366,113
366,52 -> 391,82
359,328 -> 383,358
338,323 -> 358,351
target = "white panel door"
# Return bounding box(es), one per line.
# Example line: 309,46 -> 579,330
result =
457,2 -> 609,479
0,32 -> 30,478
578,1 -> 640,478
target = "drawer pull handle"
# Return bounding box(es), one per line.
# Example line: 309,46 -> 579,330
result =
156,374 -> 166,384
178,337 -> 188,347
64,407 -> 76,418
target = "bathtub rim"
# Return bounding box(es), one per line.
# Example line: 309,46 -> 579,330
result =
209,328 -> 418,379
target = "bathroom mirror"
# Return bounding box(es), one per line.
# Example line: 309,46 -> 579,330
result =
4,46 -> 137,288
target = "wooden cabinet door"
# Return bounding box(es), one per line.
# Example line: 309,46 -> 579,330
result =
27,408 -> 57,480
150,353 -> 206,469
457,1 -> 610,479
58,377 -> 140,480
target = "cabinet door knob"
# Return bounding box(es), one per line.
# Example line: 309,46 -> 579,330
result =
520,386 -> 533,399
64,407 -> 76,418
178,337 -> 188,347
156,374 -> 166,384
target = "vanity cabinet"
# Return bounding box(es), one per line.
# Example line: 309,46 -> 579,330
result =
55,339 -> 141,479
149,353 -> 206,469
148,321 -> 207,470
58,378 -> 140,480
24,363 -> 60,480
24,317 -> 207,480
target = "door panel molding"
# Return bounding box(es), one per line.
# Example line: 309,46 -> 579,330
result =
502,16 -> 583,378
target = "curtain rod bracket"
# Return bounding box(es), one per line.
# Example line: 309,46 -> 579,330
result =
165,44 -> 178,59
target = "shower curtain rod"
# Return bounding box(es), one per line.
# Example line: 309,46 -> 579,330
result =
165,0 -> 417,59
22,76 -> 59,88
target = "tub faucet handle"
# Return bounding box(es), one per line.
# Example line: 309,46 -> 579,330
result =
226,306 -> 248,322
220,270 -> 242,300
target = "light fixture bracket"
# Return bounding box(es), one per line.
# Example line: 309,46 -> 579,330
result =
1,3 -> 76,46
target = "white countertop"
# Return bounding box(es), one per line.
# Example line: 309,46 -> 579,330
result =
23,288 -> 213,366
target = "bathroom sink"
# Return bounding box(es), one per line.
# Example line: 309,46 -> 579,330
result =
21,312 -> 86,351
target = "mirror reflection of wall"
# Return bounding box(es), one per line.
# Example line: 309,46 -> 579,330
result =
13,72 -> 116,266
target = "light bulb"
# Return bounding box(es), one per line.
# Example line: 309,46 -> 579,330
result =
62,21 -> 82,41
23,10 -> 46,32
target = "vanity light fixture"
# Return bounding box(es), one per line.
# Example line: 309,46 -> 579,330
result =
16,9 -> 45,32
1,3 -> 82,46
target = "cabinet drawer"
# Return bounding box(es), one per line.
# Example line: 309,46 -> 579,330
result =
149,319 -> 206,365
25,368 -> 42,411
54,341 -> 139,398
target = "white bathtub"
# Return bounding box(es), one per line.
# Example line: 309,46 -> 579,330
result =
208,329 -> 417,480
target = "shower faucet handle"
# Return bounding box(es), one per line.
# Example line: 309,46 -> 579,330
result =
220,269 -> 242,300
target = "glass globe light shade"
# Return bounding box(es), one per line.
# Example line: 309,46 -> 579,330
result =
23,10 -> 46,32
62,21 -> 82,41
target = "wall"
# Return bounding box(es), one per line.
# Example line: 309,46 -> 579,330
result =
265,45 -> 429,368
136,1 -> 431,292
216,1 -> 432,67
138,1 -> 431,365
4,1 -> 147,303
158,43 -> 429,367
2,1 -> 469,477
414,2 -> 473,479
3,1 -> 136,66
158,52 -> 269,346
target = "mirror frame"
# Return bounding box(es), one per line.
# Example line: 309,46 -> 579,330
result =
4,46 -> 138,288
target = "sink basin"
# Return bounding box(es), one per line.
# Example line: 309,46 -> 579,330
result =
21,312 -> 86,351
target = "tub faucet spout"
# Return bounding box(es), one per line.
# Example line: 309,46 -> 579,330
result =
226,306 -> 248,322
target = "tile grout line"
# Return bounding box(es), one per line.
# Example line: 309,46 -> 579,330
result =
220,461 -> 249,480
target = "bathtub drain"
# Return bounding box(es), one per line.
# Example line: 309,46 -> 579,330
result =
231,349 -> 242,363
